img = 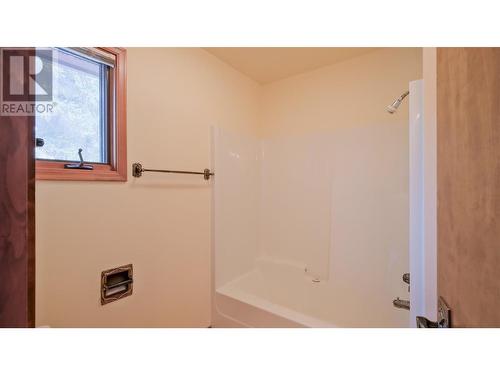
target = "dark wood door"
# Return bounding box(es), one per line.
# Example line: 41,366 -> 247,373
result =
437,48 -> 500,327
0,48 -> 36,327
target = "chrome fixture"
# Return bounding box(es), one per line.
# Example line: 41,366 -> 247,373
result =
304,267 -> 321,283
132,162 -> 214,180
393,272 -> 411,309
403,272 -> 410,292
387,90 -> 409,114
393,297 -> 410,310
416,297 -> 451,328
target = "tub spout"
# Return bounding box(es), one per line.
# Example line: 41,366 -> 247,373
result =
393,297 -> 410,310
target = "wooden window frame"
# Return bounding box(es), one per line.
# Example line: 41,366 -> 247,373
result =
35,47 -> 127,181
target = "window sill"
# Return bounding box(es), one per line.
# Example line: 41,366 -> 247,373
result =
36,160 -> 127,181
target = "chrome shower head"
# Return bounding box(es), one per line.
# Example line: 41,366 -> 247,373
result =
386,102 -> 400,114
387,90 -> 409,114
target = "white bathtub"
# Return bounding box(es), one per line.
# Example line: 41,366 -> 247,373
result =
213,258 -> 326,327
212,258 -> 407,328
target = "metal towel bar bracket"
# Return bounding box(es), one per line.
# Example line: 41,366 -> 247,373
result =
132,162 -> 214,180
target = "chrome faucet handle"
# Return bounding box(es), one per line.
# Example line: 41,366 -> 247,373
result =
402,273 -> 410,292
393,297 -> 410,310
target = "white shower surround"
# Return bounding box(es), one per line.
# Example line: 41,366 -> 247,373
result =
211,102 -> 414,327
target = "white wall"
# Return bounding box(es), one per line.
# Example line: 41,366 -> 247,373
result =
213,127 -> 260,287
327,123 -> 409,326
409,79 -> 425,327
214,48 -> 422,327
260,134 -> 332,280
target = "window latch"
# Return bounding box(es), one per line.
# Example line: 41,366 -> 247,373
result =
35,138 -> 45,147
64,148 -> 94,170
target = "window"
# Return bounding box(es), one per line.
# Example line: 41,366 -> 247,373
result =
35,47 -> 127,181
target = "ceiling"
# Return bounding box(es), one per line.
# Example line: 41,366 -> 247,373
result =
204,48 -> 379,84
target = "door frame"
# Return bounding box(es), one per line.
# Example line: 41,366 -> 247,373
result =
0,47 -> 36,327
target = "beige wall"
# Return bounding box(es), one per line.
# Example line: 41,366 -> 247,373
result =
36,48 -> 260,327
36,47 -> 422,327
260,48 -> 422,137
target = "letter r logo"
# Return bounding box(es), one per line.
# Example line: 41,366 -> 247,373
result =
1,48 -> 53,102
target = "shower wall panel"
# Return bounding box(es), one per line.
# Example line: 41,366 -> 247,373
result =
260,134 -> 332,280
328,124 -> 409,325
213,128 -> 260,288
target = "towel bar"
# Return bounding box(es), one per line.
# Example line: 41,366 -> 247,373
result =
132,163 -> 214,180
